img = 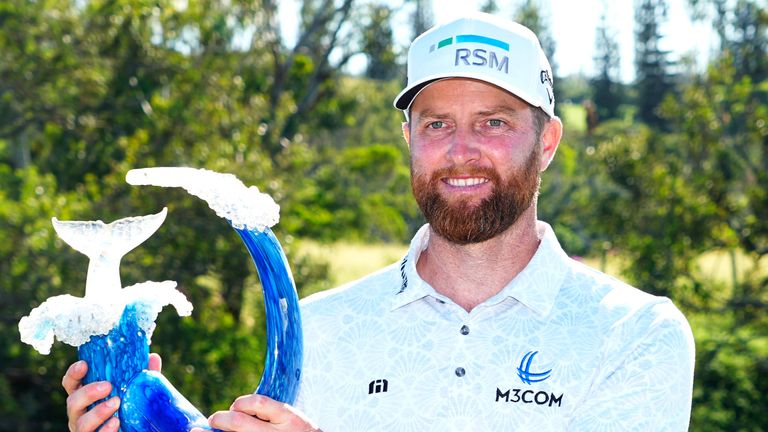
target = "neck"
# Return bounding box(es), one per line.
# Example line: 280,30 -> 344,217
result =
416,209 -> 542,312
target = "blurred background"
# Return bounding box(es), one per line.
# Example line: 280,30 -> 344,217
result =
1,0 -> 766,430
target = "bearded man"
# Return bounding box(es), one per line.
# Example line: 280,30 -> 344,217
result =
63,12 -> 695,432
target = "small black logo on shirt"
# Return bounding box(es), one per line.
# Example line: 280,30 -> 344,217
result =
368,379 -> 388,394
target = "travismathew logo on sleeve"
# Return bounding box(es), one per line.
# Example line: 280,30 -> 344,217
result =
368,379 -> 389,394
496,350 -> 564,407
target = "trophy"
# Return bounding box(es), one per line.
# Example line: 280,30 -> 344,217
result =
18,168 -> 303,431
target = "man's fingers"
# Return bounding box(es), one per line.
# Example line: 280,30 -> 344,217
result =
100,416 -> 121,432
65,382 -> 112,421
208,410 -> 270,431
148,353 -> 162,372
68,396 -> 120,432
62,360 -> 88,395
213,394 -> 321,431
229,394 -> 287,422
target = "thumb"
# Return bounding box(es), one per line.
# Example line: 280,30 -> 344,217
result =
148,353 -> 162,372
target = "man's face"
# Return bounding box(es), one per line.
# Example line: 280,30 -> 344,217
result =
405,78 -> 547,244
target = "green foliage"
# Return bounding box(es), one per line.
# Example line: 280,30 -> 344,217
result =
690,312 -> 768,431
1,0 -> 767,430
0,1 -> 408,429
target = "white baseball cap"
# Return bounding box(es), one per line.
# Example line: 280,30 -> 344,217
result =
394,12 -> 555,118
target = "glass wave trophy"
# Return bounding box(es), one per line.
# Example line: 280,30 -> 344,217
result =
18,168 -> 303,432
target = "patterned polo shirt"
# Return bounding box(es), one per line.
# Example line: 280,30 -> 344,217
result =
295,222 -> 695,431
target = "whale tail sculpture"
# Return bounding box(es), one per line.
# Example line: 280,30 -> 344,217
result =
20,168 -> 302,432
51,208 -> 168,297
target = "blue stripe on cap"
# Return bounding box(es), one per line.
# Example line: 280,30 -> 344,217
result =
455,34 -> 509,51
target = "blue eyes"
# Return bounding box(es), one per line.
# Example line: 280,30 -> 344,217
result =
425,119 -> 505,130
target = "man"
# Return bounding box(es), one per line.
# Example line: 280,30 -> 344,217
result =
63,12 -> 695,431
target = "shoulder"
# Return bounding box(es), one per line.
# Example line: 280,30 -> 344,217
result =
563,259 -> 694,357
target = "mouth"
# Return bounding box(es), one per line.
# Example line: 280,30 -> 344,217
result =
444,177 -> 490,187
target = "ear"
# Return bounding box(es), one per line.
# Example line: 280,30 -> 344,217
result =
539,116 -> 562,171
402,122 -> 411,150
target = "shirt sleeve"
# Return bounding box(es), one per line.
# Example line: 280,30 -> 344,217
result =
567,301 -> 696,431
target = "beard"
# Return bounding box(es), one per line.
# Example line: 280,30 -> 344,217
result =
411,143 -> 541,245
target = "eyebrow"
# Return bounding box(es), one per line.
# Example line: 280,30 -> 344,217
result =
414,105 -> 523,120
476,105 -> 522,117
414,109 -> 452,120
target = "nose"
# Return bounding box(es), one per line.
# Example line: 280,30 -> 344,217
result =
446,126 -> 481,165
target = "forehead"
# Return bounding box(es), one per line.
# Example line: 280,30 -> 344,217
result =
411,78 -> 531,116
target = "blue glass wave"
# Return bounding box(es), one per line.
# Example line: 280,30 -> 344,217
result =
77,226 -> 301,430
79,304 -> 218,432
78,304 -> 149,411
234,226 -> 303,404
121,371 -> 215,431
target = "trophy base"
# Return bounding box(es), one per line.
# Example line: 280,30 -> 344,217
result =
121,370 -> 220,432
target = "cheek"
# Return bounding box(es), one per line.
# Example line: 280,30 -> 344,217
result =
409,140 -> 442,166
409,157 -> 429,180
486,136 -> 536,164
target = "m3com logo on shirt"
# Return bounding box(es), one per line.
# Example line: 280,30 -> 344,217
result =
496,350 -> 564,407
517,351 -> 552,384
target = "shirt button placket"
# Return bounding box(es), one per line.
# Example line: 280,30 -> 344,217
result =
454,323 -> 471,379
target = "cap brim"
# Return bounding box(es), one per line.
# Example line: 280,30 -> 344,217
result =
394,78 -> 440,110
393,72 -> 551,117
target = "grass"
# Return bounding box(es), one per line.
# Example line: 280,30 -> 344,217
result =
560,102 -> 587,133
297,240 -> 764,292
297,240 -> 408,286
694,249 -> 766,288
298,240 -> 630,288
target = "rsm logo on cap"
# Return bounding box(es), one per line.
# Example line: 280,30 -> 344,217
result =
430,34 -> 511,74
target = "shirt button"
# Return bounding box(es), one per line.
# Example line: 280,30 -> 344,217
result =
460,325 -> 470,335
455,367 -> 466,377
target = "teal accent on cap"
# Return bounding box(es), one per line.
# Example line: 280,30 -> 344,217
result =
437,37 -> 453,49
456,34 -> 509,50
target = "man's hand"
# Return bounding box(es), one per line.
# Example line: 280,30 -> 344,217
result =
192,394 -> 321,432
62,353 -> 162,432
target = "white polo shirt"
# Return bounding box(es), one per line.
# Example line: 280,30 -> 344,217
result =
296,222 -> 695,431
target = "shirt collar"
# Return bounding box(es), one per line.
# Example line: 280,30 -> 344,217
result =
391,222 -> 569,317
391,225 -> 435,310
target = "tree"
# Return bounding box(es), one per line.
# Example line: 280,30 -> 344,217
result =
590,11 -> 623,122
256,0 -> 358,155
634,0 -> 676,128
480,0 -> 499,14
362,4 -> 400,80
659,52 -> 768,429
0,1 -> 418,429
689,0 -> 768,83
410,0 -> 433,41
728,0 -> 768,83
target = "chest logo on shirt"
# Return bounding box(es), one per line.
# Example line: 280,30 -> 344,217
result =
495,350 -> 564,407
517,351 -> 552,384
368,379 -> 389,394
